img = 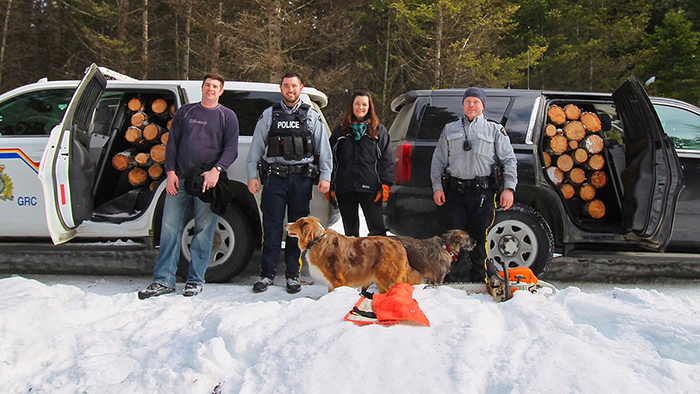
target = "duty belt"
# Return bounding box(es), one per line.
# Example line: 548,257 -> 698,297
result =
449,176 -> 491,191
268,162 -> 318,179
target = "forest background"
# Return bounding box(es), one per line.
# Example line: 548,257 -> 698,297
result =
0,0 -> 698,125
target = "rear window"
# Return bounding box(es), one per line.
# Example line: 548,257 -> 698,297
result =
415,96 -> 512,141
219,91 -> 281,136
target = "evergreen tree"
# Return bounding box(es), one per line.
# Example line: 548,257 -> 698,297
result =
637,9 -> 700,105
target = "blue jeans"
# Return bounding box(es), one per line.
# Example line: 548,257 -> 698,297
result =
153,184 -> 218,287
260,174 -> 313,280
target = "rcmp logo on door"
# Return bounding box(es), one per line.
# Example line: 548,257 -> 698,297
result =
0,165 -> 13,201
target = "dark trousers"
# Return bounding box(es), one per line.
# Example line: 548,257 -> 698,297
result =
440,187 -> 496,282
336,191 -> 387,237
260,174 -> 313,280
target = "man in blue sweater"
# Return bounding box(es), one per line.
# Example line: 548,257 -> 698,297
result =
139,72 -> 239,299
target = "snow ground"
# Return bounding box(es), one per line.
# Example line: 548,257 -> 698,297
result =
2,219 -> 700,393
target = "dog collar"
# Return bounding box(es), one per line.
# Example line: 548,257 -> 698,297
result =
307,232 -> 326,250
301,232 -> 326,264
442,237 -> 459,262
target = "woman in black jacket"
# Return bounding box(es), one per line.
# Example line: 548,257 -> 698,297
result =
330,90 -> 393,237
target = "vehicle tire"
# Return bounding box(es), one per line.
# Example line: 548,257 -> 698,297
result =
486,203 -> 554,277
177,205 -> 255,283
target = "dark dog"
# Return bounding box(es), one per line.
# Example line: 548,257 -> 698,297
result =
393,230 -> 476,284
286,216 -> 424,293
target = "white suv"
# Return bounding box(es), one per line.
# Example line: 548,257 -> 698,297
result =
0,64 -> 337,282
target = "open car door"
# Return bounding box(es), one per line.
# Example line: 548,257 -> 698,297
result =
38,64 -> 106,244
614,76 -> 684,250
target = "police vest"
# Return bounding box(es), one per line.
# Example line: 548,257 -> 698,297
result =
267,103 -> 314,161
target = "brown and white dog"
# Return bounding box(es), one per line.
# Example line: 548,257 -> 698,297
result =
285,216 -> 423,293
393,230 -> 476,284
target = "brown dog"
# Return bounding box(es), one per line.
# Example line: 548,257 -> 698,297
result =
286,216 -> 423,293
393,230 -> 476,284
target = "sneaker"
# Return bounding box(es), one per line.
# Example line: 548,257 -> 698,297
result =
253,277 -> 274,293
286,277 -> 301,294
183,282 -> 203,297
138,282 -> 175,300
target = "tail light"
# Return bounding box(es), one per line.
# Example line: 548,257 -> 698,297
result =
394,142 -> 413,185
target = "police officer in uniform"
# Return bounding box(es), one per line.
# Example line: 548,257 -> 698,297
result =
430,87 -> 517,282
246,72 -> 332,294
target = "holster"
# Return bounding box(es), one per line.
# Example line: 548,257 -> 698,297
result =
257,159 -> 270,182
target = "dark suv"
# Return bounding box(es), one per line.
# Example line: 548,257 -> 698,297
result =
385,78 -> 690,277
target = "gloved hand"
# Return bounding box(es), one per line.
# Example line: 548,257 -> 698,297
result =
325,191 -> 338,208
374,184 -> 390,203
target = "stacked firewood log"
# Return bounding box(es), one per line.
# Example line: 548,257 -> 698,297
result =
543,104 -> 607,219
111,96 -> 173,190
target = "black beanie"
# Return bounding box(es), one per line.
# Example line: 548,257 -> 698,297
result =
462,87 -> 486,108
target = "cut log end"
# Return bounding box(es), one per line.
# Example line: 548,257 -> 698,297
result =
583,199 -> 606,219
589,170 -> 608,189
564,104 -> 582,121
564,121 -> 586,142
151,98 -> 169,114
128,168 -> 148,186
148,163 -> 164,179
546,135 -> 568,154
127,98 -> 143,112
583,134 -> 604,154
150,144 -> 167,163
581,112 -> 602,133
560,183 -> 575,200
547,166 -> 564,186
579,183 -> 596,201
547,105 -> 566,125
130,112 -> 148,128
568,168 -> 586,184
556,154 -> 574,172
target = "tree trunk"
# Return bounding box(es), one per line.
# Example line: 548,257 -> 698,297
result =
183,4 -> 191,79
0,0 -> 12,87
116,0 -> 129,71
141,0 -> 149,79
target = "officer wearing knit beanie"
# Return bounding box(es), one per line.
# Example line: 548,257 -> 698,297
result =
462,87 -> 487,108
429,86 -> 518,282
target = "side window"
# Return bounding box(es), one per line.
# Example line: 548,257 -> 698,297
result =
219,91 -> 281,136
0,89 -> 75,136
654,104 -> 700,150
416,96 -> 511,141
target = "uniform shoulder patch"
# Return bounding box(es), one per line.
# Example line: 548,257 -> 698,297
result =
486,118 -> 508,136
